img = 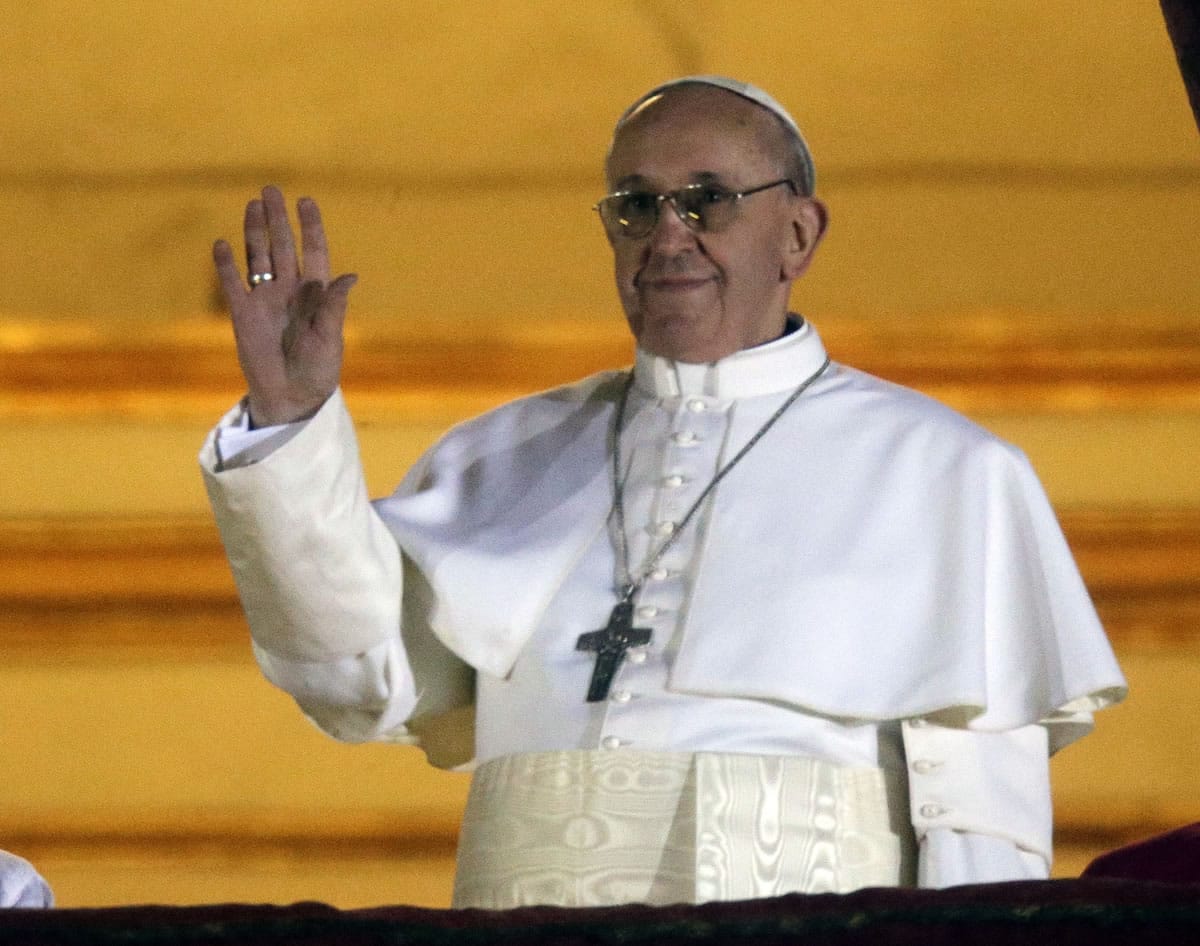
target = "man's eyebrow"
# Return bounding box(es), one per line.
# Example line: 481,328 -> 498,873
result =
612,174 -> 650,191
611,171 -> 728,191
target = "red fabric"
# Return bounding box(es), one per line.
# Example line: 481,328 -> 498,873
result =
1083,822 -> 1200,884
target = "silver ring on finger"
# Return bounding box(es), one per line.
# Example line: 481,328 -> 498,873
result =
248,272 -> 275,287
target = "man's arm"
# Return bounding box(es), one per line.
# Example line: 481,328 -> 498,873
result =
201,387 -> 420,708
201,388 -> 474,764
202,189 -> 474,763
205,186 -> 396,666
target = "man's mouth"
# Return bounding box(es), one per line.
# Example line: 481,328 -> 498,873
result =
639,274 -> 713,292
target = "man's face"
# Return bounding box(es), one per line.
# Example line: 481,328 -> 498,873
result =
603,87 -> 822,363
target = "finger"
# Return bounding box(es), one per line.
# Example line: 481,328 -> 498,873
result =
315,273 -> 357,336
243,198 -> 272,285
213,239 -> 248,307
298,197 -> 331,283
261,185 -> 300,282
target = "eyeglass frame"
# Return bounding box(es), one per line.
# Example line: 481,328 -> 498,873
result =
593,177 -> 799,239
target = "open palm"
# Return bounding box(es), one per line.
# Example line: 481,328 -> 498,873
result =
213,186 -> 357,427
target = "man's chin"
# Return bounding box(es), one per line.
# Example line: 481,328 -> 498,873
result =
636,320 -> 723,363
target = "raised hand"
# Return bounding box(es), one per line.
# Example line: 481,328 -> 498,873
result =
213,186 -> 357,427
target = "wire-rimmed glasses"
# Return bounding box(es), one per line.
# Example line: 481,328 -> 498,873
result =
594,178 -> 797,239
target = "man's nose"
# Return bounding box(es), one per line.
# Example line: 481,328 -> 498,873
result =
647,196 -> 699,252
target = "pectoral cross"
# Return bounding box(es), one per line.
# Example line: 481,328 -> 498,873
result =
575,598 -> 652,702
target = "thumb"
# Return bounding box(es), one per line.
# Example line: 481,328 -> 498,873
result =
314,273 -> 357,335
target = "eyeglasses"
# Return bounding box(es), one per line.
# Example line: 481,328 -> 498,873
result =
594,178 -> 797,239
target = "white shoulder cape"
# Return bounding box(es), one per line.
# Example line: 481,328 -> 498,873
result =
376,361 -> 1125,753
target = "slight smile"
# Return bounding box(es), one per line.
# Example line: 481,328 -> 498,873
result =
640,275 -> 715,293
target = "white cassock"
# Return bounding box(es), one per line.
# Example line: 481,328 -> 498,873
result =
201,319 -> 1126,907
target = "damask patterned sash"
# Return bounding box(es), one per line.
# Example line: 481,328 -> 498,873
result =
452,750 -> 914,909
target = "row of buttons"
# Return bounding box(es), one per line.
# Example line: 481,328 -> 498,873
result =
599,403 -> 710,753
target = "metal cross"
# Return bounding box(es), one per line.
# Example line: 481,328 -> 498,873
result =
575,598 -> 652,702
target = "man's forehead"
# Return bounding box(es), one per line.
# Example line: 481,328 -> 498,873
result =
609,76 -> 816,195
606,90 -> 780,184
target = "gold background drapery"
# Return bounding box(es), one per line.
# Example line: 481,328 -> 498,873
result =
2,0 -> 1199,908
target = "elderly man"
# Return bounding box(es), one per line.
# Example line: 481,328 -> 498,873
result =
201,76 -> 1125,908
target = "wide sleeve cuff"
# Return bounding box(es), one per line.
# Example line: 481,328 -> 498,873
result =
903,719 -> 1052,862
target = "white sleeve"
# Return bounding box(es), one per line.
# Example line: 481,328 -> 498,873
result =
200,390 -> 468,748
902,719 -> 1052,887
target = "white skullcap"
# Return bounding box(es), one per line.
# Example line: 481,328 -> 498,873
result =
615,75 -> 817,195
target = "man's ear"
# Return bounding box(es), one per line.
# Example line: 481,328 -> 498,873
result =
781,198 -> 828,280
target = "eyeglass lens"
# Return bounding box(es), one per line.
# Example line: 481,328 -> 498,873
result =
603,186 -> 735,238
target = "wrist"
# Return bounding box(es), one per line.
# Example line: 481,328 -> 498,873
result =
246,393 -> 329,429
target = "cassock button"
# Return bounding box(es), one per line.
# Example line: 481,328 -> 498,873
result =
912,760 -> 942,775
686,398 -> 707,413
601,736 -> 623,750
627,649 -> 648,665
649,568 -> 670,581
671,431 -> 698,446
655,521 -> 677,537
636,605 -> 658,619
663,474 -> 685,489
611,690 -> 633,704
919,804 -> 948,819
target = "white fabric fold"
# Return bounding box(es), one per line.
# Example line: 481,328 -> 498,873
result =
377,377 -> 620,678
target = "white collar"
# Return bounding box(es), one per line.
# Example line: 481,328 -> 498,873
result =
632,319 -> 830,399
